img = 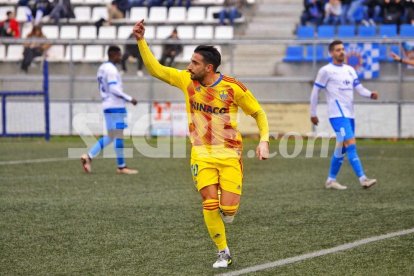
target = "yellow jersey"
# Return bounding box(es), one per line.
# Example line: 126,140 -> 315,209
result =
137,39 -> 269,160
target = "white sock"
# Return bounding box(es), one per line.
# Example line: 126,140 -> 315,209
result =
327,177 -> 336,182
221,247 -> 230,255
359,175 -> 367,182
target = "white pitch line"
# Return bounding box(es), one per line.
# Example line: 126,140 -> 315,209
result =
0,157 -> 70,165
217,228 -> 414,276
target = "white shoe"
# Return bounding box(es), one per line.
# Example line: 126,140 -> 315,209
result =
212,251 -> 232,268
80,154 -> 91,173
137,70 -> 144,77
116,167 -> 138,175
325,180 -> 347,190
360,178 -> 376,189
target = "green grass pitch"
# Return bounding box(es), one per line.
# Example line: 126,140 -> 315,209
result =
1,137 -> 413,275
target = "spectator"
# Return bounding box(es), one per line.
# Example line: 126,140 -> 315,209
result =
341,0 -> 352,24
32,0 -> 53,26
129,0 -> 144,7
323,0 -> 342,25
0,11 -> 20,38
159,28 -> 183,67
362,0 -> 382,25
218,0 -> 244,26
21,25 -> 50,73
121,32 -> 145,76
300,0 -> 324,26
346,0 -> 365,25
107,0 -> 130,24
383,0 -> 404,25
48,0 -> 75,24
402,0 -> 414,24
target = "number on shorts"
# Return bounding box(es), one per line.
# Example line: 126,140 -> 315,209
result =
191,164 -> 198,177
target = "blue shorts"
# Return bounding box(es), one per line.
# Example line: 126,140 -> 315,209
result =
104,108 -> 127,131
329,117 -> 355,142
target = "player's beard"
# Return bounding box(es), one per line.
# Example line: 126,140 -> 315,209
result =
335,54 -> 345,64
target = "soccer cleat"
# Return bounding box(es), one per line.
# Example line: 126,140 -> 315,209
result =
116,167 -> 138,175
360,178 -> 377,189
212,251 -> 232,268
325,180 -> 347,190
220,211 -> 235,224
80,154 -> 92,173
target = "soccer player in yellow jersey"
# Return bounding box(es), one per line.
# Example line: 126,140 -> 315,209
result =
133,19 -> 269,268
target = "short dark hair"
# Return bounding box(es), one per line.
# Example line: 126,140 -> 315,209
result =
6,10 -> 12,16
194,45 -> 221,72
107,45 -> 121,56
329,40 -> 343,52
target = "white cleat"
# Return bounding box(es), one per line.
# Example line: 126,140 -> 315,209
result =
80,154 -> 91,173
360,178 -> 377,189
325,180 -> 347,190
116,167 -> 138,175
212,251 -> 232,268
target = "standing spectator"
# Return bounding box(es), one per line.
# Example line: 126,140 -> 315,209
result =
21,26 -> 50,73
159,28 -> 183,67
121,32 -> 145,76
0,11 -> 20,38
48,0 -> 75,24
382,0 -> 404,25
107,0 -> 130,24
218,0 -> 244,26
300,0 -> 324,26
324,0 -> 342,25
402,0 -> 414,24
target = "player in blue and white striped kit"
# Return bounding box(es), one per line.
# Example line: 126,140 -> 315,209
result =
310,40 -> 378,190
81,45 -> 138,175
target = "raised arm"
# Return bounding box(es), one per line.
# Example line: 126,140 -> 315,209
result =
133,20 -> 183,88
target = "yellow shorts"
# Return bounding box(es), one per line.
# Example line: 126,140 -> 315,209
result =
190,158 -> 243,195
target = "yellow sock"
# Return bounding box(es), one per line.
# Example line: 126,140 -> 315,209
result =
203,199 -> 227,251
220,204 -> 239,217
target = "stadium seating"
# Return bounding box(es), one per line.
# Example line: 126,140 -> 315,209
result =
400,24 -> 414,37
176,26 -> 195,39
317,25 -> 335,38
215,26 -> 234,39
195,25 -> 214,39
64,45 -> 84,61
130,7 -> 148,22
79,26 -> 97,39
0,44 -> 5,60
379,24 -> 397,38
358,26 -> 376,37
5,45 -> 23,61
187,7 -> 206,23
60,26 -> 78,39
167,7 -> 186,23
73,6 -> 91,22
84,45 -> 104,62
42,26 -> 59,39
91,6 -> 108,21
156,25 -> 175,39
98,26 -> 116,39
47,45 -> 65,62
337,25 -> 355,38
296,26 -> 314,39
148,7 -> 168,23
305,44 -> 326,62
283,45 -> 304,62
